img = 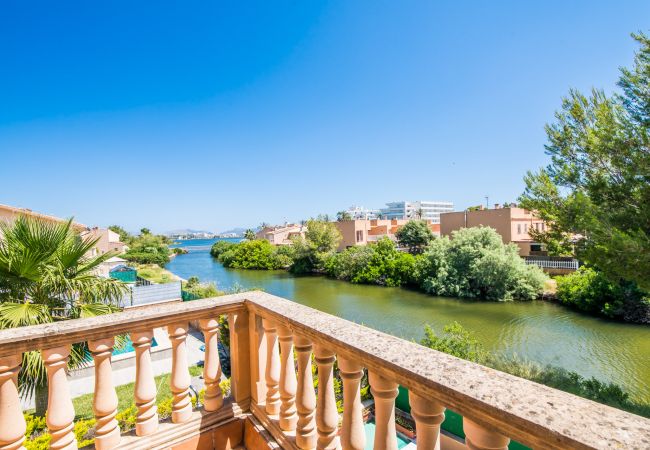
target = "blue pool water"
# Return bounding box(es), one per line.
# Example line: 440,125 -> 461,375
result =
363,421 -> 411,449
84,336 -> 159,360
113,336 -> 158,355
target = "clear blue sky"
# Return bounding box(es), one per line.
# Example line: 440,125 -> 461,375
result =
1,1 -> 648,233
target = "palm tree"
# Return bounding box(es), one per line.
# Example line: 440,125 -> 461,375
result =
336,211 -> 352,221
0,216 -> 128,415
244,229 -> 256,240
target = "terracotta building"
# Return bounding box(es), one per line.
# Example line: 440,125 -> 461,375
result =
440,206 -> 546,256
335,219 -> 440,251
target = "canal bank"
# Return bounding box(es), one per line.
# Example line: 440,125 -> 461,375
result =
168,238 -> 650,402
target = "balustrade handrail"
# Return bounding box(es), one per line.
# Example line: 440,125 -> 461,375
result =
0,294 -> 246,357
242,291 -> 650,450
1,291 -> 648,450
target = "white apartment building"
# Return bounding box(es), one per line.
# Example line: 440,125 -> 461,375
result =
380,200 -> 454,223
343,206 -> 380,220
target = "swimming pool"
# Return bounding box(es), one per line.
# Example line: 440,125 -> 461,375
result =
363,420 -> 411,449
113,336 -> 158,355
84,336 -> 159,360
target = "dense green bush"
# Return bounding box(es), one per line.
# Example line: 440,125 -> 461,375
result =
123,234 -> 171,265
326,237 -> 415,287
183,276 -> 223,298
395,220 -> 435,253
420,322 -> 650,418
219,239 -> 287,270
555,267 -> 649,323
210,240 -> 236,258
290,220 -> 341,274
416,227 -> 547,300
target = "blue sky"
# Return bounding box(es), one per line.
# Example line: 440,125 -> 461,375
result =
1,1 -> 648,232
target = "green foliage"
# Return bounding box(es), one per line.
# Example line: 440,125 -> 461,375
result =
123,232 -> 171,265
419,322 -> 650,418
210,240 -> 236,258
172,247 -> 188,255
519,33 -> 650,291
326,237 -> 415,287
336,210 -> 352,221
555,267 -> 649,323
244,229 -> 256,240
0,216 -> 127,404
183,276 -> 223,299
395,220 -> 435,254
420,322 -> 489,363
415,227 -> 547,300
219,239 -> 288,270
290,220 -> 341,274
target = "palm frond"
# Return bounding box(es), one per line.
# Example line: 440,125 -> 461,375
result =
0,302 -> 52,328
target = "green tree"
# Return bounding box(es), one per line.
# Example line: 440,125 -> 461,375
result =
519,33 -> 650,290
123,233 -> 171,265
415,227 -> 547,300
290,219 -> 341,273
336,211 -> 352,221
140,228 -> 151,235
0,216 -> 128,415
210,240 -> 236,258
395,220 -> 435,254
244,229 -> 256,240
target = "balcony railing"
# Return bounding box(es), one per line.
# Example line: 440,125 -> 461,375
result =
0,291 -> 648,450
524,256 -> 579,270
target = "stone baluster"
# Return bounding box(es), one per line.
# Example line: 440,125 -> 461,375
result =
88,338 -> 120,449
199,318 -> 223,411
463,419 -> 510,450
369,372 -> 398,450
168,322 -> 192,423
277,324 -> 298,431
131,330 -> 158,436
42,346 -> 77,450
228,312 -> 252,404
408,393 -> 445,450
295,335 -> 317,450
314,345 -> 340,450
338,357 -> 365,450
0,354 -> 26,450
262,318 -> 281,415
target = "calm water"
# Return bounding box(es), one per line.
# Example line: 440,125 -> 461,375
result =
168,239 -> 650,402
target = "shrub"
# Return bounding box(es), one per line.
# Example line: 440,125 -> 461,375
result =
183,276 -> 223,298
289,220 -> 341,274
420,321 -> 489,364
395,220 -> 435,254
555,267 -> 649,323
123,234 -> 171,265
420,322 -> 650,418
416,227 -> 547,300
219,240 -> 285,270
210,240 -> 236,258
326,238 -> 415,287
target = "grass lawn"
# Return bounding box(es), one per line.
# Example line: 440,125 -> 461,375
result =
135,264 -> 180,284
72,365 -> 203,420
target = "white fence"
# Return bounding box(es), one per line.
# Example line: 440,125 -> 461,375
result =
121,281 -> 182,307
524,257 -> 579,270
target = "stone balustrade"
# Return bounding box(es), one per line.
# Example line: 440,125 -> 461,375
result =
0,291 -> 648,450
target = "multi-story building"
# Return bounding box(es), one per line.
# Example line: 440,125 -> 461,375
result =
341,206 -> 380,220
335,219 -> 440,251
380,200 -> 454,223
440,206 -> 547,256
256,223 -> 306,245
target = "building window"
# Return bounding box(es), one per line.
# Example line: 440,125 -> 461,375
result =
356,230 -> 364,242
517,224 -> 521,234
